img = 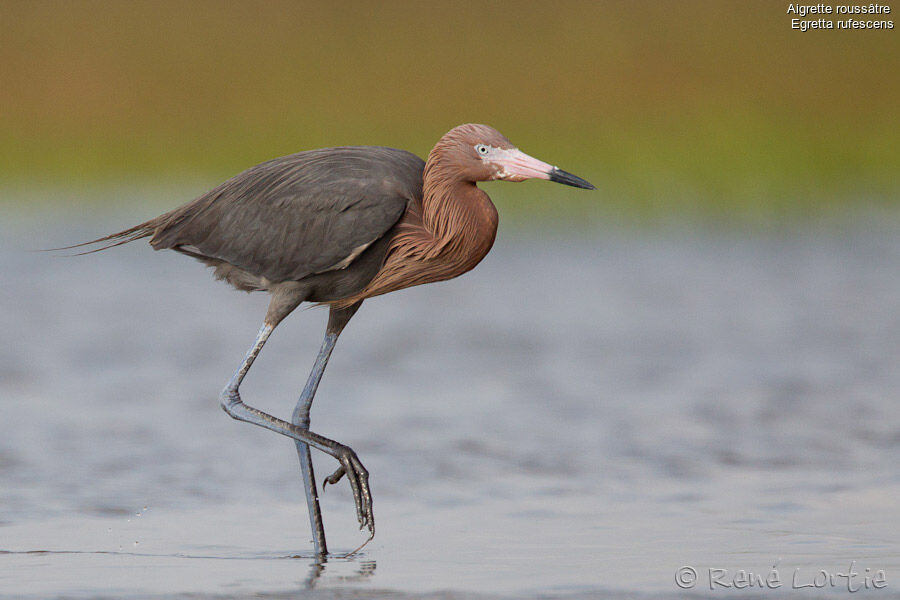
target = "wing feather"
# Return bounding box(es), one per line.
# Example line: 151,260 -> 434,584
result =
149,146 -> 424,283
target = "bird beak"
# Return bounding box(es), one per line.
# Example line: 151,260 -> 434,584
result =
495,148 -> 595,190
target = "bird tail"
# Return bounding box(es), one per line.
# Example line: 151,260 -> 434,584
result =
45,219 -> 157,255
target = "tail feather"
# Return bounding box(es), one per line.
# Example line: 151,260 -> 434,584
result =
45,220 -> 157,255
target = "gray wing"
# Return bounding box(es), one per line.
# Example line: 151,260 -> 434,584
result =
149,146 -> 424,283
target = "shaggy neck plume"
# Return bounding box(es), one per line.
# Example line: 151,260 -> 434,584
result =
330,134 -> 499,307
421,143 -> 495,257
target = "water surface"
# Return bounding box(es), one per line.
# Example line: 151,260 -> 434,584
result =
1,214 -> 899,598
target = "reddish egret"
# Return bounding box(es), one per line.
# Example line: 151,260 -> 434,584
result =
67,124 -> 594,555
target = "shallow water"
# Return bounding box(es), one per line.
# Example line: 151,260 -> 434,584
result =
1,213 -> 899,599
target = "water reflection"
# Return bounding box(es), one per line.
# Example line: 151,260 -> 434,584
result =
304,555 -> 376,588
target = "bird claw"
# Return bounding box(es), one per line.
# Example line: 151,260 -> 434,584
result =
329,445 -> 375,535
322,465 -> 346,488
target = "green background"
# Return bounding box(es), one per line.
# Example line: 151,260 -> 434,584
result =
1,1 -> 897,223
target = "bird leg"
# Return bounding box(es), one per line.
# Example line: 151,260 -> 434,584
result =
219,323 -> 374,535
300,304 -> 362,490
291,331 -> 339,557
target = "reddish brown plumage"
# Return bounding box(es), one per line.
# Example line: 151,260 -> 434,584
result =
330,124 -> 505,308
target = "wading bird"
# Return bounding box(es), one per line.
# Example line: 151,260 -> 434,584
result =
66,124 -> 594,556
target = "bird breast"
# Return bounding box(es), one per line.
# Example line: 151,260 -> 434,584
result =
328,183 -> 498,307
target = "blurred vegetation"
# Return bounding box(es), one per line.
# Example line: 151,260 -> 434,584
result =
0,1 -> 898,223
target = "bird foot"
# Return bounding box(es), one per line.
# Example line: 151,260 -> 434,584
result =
323,465 -> 346,487
325,445 -> 374,534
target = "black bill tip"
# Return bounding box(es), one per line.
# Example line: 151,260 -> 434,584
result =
549,167 -> 595,190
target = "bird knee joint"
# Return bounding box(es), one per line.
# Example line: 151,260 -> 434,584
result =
219,386 -> 241,415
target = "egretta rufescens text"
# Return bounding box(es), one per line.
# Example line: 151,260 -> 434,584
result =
66,124 -> 594,556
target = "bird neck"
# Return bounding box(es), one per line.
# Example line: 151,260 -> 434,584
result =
421,153 -> 499,259
324,149 -> 500,309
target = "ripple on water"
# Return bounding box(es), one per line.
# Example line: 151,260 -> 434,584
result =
1,217 -> 899,598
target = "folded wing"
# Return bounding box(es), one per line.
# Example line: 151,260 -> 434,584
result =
149,146 -> 424,283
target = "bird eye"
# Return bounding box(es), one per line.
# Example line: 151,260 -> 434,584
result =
475,144 -> 489,156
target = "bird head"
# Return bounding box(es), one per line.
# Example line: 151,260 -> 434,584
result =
430,123 -> 595,190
